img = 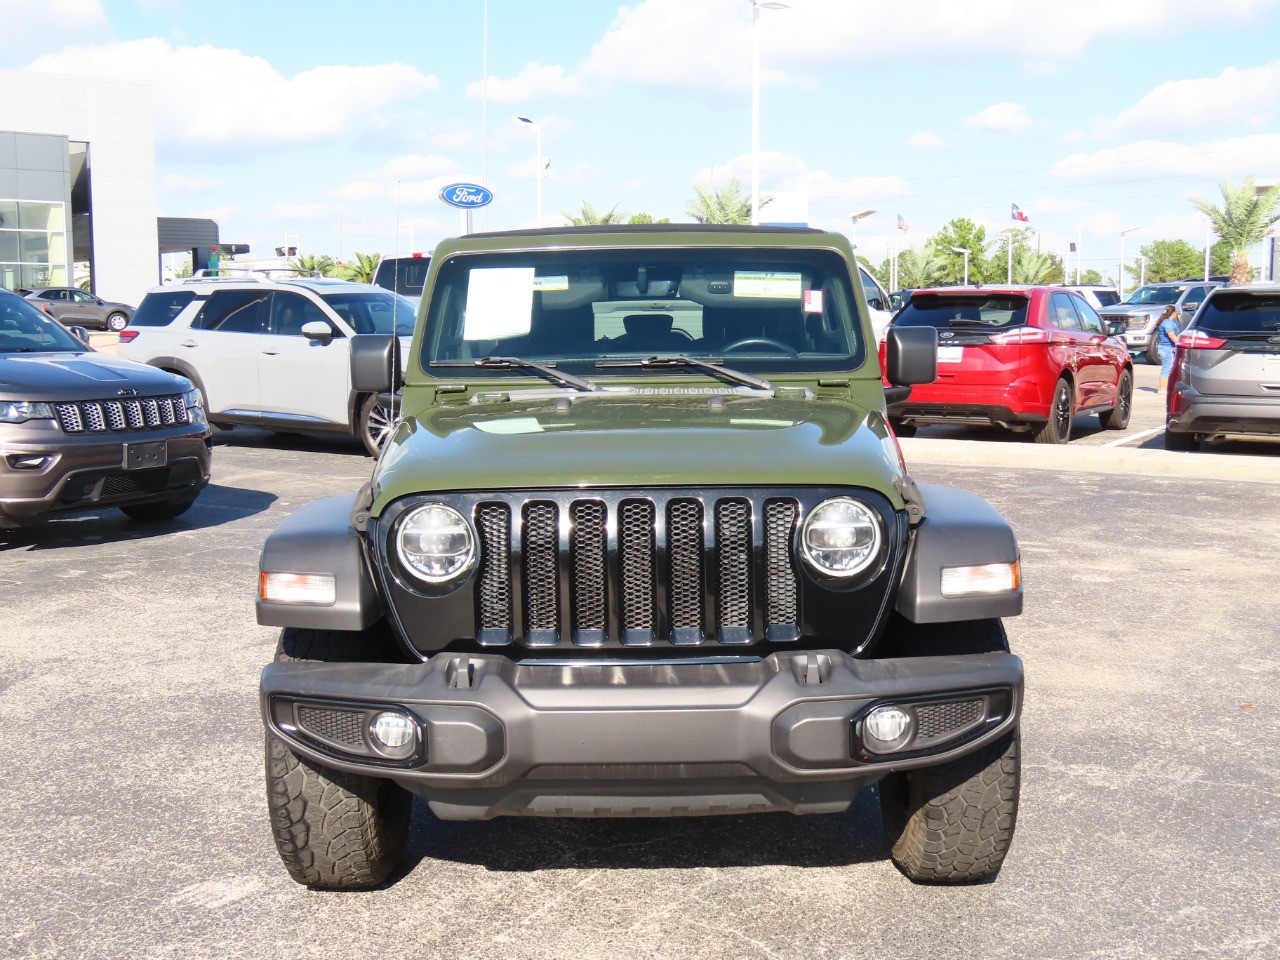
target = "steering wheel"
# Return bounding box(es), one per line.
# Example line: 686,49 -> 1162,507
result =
720,337 -> 798,357
670,328 -> 695,341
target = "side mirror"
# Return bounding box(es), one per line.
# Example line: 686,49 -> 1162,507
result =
884,325 -> 938,387
301,320 -> 335,344
351,334 -> 403,393
1182,302 -> 1199,313
69,325 -> 91,347
1105,319 -> 1125,337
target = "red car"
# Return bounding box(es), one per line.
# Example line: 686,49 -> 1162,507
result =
884,286 -> 1133,443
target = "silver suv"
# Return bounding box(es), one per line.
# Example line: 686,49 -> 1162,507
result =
1100,281 -> 1220,365
118,276 -> 415,455
1166,284 -> 1280,451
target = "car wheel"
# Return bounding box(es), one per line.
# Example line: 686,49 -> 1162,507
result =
119,494 -> 199,522
890,418 -> 917,438
1145,338 -> 1161,365
266,628 -> 411,889
1099,370 -> 1133,430
1163,428 -> 1198,452
106,312 -> 129,332
880,729 -> 1020,884
358,394 -> 396,457
1032,378 -> 1073,444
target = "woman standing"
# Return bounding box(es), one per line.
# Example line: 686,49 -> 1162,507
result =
1156,304 -> 1181,393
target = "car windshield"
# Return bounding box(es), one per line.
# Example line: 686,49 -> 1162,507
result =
373,257 -> 430,297
1093,290 -> 1121,307
1194,293 -> 1280,334
1124,286 -> 1182,306
319,291 -> 416,336
0,294 -> 88,353
893,293 -> 1029,329
421,248 -> 863,378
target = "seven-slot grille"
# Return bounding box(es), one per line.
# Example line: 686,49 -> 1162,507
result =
54,394 -> 190,435
471,493 -> 802,648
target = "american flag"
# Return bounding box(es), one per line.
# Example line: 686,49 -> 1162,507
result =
1011,203 -> 1030,222
897,213 -> 908,233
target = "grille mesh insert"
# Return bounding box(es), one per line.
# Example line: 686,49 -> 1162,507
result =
476,503 -> 512,631
570,501 -> 607,633
619,500 -> 656,633
667,499 -> 704,633
297,705 -> 364,746
53,394 -> 188,434
915,699 -> 985,741
523,502 -> 559,634
715,500 -> 752,630
764,500 -> 799,626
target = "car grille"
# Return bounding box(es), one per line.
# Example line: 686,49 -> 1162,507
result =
54,394 -> 190,435
468,492 -> 804,648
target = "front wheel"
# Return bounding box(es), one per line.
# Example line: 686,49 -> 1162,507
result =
358,394 -> 396,457
1099,370 -> 1133,430
880,729 -> 1020,884
1032,377 -> 1073,444
106,312 -> 129,332
1145,338 -> 1161,365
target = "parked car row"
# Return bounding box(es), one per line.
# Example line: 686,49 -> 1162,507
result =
20,285 -> 136,331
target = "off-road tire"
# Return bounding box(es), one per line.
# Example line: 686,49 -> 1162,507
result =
358,394 -> 395,457
119,495 -> 198,522
106,312 -> 129,332
880,729 -> 1020,884
1099,370 -> 1132,430
265,626 -> 412,889
890,418 -> 917,438
1032,377 -> 1073,444
1163,428 -> 1198,452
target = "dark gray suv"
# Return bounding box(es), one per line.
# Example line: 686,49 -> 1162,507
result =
1166,284 -> 1280,450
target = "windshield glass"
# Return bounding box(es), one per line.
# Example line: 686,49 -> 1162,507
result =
373,257 -> 430,297
319,291 -> 416,335
1194,293 -> 1280,334
421,249 -> 863,377
893,293 -> 1029,329
0,293 -> 88,353
1124,285 -> 1182,306
1093,290 -> 1121,307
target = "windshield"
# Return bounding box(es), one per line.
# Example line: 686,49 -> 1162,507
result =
893,293 -> 1029,329
319,291 -> 416,336
1194,293 -> 1280,334
1123,285 -> 1182,306
1093,290 -> 1121,307
0,293 -> 88,353
373,257 -> 430,297
421,249 -> 863,378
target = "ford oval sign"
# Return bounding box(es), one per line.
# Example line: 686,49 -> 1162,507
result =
439,183 -> 493,209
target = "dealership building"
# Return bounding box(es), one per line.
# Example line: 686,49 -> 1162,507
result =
0,70 -> 217,308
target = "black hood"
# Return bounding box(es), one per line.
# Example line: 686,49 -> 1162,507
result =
0,353 -> 190,401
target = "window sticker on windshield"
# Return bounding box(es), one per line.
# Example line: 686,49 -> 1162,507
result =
463,267 -> 535,340
533,275 -> 569,292
803,289 -> 824,314
733,271 -> 803,299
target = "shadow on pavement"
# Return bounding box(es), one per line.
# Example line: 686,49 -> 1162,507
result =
394,788 -> 888,880
210,425 -> 371,460
0,481 -> 278,552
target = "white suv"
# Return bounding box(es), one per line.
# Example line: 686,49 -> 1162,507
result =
119,277 -> 414,455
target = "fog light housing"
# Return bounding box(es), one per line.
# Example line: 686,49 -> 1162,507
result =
370,711 -> 417,759
862,704 -> 913,753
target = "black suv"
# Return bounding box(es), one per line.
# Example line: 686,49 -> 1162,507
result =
0,290 -> 211,526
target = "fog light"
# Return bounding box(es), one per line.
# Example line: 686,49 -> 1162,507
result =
259,571 -> 336,605
863,704 -> 913,753
370,712 -> 416,757
6,454 -> 51,470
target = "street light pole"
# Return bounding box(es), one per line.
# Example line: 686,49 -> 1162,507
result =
514,115 -> 543,228
1119,226 -> 1138,297
849,208 -> 876,248
951,246 -> 971,286
750,1 -> 789,226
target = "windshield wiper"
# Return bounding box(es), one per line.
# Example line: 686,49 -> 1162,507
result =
432,356 -> 601,392
596,355 -> 773,391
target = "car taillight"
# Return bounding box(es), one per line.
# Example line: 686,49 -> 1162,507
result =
1176,330 -> 1225,349
118,330 -> 139,343
990,326 -> 1049,344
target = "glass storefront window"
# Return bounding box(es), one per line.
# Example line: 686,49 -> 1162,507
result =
1,199 -> 68,291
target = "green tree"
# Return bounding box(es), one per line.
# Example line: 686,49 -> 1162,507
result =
1191,176 -> 1280,284
1078,268 -> 1105,285
337,251 -> 381,284
627,212 -> 670,225
288,254 -> 338,278
1123,239 -> 1201,285
891,247 -> 948,289
990,227 -> 1064,284
563,202 -> 625,226
685,178 -> 766,224
927,218 -> 992,283
1209,239 -> 1233,277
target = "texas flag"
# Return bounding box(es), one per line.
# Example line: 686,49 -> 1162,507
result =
1011,203 -> 1030,222
897,213 -> 908,233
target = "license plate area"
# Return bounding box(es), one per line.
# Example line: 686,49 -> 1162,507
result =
937,345 -> 964,363
124,440 -> 168,470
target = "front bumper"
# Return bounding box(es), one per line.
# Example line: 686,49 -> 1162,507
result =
261,649 -> 1023,820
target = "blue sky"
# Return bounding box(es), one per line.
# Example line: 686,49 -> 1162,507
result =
7,0 -> 1280,281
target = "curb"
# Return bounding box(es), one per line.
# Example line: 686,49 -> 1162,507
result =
900,437 -> 1280,485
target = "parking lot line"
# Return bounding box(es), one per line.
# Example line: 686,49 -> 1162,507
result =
1102,426 -> 1164,448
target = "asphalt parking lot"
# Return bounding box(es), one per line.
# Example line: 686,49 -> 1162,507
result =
2,426 -> 1278,960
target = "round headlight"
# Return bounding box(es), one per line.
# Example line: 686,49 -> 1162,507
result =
396,503 -> 476,584
800,496 -> 882,578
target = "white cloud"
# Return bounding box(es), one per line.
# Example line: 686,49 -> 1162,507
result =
467,63 -> 585,103
1099,61 -> 1280,135
25,40 -> 437,152
1,0 -> 107,48
334,154 -> 463,205
964,102 -> 1031,133
907,131 -> 943,150
1051,133 -> 1280,180
158,174 -> 220,194
267,202 -> 334,221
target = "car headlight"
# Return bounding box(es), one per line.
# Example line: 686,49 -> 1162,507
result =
0,400 -> 55,424
396,503 -> 476,584
182,388 -> 206,425
800,496 -> 883,579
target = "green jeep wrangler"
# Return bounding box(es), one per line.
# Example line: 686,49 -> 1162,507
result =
256,225 -> 1024,888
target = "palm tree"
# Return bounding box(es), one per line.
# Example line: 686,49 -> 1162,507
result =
288,254 -> 337,278
685,178 -> 766,224
1191,177 -> 1280,284
894,248 -> 948,289
337,252 -> 381,284
563,202 -> 625,226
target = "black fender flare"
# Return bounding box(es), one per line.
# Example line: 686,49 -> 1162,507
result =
256,492 -> 384,631
895,483 -> 1023,623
